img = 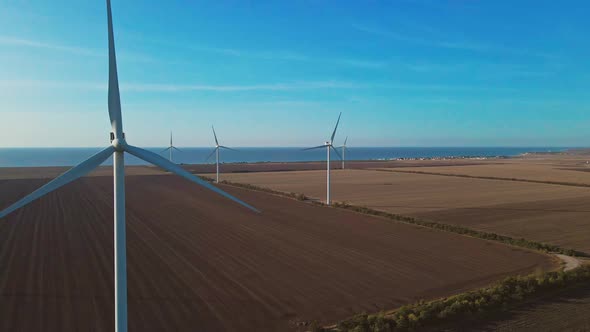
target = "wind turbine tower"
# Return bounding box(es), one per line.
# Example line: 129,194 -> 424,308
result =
0,2 -> 259,332
161,131 -> 181,162
206,126 -> 237,183
303,113 -> 342,205
340,136 -> 348,169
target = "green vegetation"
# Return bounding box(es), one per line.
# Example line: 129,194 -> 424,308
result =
328,265 -> 590,332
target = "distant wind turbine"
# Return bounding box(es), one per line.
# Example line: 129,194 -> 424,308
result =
206,126 -> 237,183
303,112 -> 342,205
0,1 -> 259,332
339,136 -> 348,169
161,131 -> 181,162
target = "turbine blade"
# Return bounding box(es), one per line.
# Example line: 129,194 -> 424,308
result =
219,145 -> 238,152
303,145 -> 326,151
0,146 -> 115,218
161,147 -> 171,153
330,145 -> 343,160
125,145 -> 259,213
212,126 -> 219,145
343,136 -> 348,146
330,112 -> 342,143
173,146 -> 182,152
107,0 -> 123,138
205,147 -> 217,162
170,131 -> 173,146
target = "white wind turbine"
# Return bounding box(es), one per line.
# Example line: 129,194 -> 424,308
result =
303,112 -> 342,205
339,136 -> 348,169
205,126 -> 237,183
0,1 -> 259,332
161,131 -> 181,162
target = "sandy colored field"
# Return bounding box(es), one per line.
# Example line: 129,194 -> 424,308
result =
218,169 -> 590,253
0,175 -> 555,331
380,162 -> 590,186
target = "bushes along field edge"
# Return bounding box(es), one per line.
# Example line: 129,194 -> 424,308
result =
208,177 -> 586,258
328,265 -> 590,332
201,176 -> 590,331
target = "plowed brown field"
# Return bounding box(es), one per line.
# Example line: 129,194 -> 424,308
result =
0,174 -> 555,331
218,169 -> 590,253
449,283 -> 590,332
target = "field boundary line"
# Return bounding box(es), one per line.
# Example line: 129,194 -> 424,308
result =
369,168 -> 590,188
205,176 -> 588,258
205,177 -> 590,332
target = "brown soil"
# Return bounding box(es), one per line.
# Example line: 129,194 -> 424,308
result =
0,158 -> 489,180
0,166 -> 166,180
381,163 -> 590,186
0,175 -> 555,331
447,283 -> 590,331
182,159 -> 489,174
218,169 -> 590,253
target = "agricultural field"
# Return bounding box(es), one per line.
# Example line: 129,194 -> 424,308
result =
181,159 -> 488,174
218,168 -> 590,253
0,165 -> 166,180
456,283 -> 590,332
381,161 -> 590,186
0,157 -> 488,180
0,173 -> 555,331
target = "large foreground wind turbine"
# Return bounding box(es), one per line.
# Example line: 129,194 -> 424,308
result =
161,131 -> 181,162
0,1 -> 258,332
206,126 -> 237,183
339,136 -> 348,169
303,113 -> 342,205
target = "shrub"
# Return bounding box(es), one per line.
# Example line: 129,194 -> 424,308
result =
330,265 -> 590,331
309,320 -> 326,332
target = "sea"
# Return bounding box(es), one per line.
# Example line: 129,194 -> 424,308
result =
0,147 -> 567,167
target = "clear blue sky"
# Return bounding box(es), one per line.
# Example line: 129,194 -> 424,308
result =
1,0 -> 588,147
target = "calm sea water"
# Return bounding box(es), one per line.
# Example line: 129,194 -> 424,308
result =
0,147 -> 567,167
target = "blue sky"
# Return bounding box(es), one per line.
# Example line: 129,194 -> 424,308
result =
1,0 -> 589,147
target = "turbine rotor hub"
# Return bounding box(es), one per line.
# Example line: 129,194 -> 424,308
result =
111,136 -> 127,152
